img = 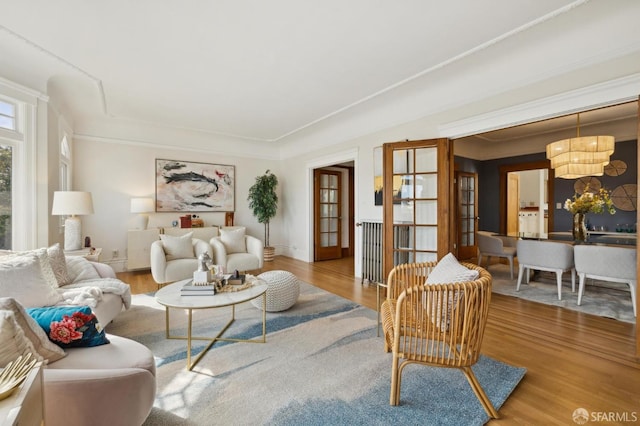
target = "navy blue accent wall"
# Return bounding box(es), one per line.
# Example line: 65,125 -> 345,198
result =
553,140 -> 637,233
454,139 -> 637,234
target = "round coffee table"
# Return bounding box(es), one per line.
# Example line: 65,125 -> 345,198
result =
155,278 -> 268,371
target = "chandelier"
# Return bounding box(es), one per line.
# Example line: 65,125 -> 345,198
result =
545,113 -> 614,179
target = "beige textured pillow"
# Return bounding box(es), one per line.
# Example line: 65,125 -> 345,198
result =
0,249 -> 63,308
47,243 -> 71,286
0,310 -> 33,368
220,227 -> 246,254
0,298 -> 66,364
160,232 -> 195,260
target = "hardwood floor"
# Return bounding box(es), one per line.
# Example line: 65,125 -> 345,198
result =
117,256 -> 640,425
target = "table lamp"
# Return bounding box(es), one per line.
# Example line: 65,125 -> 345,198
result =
51,191 -> 94,250
131,197 -> 155,230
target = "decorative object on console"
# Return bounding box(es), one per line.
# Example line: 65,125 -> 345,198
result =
130,197 -> 155,230
156,159 -> 235,212
247,170 -> 278,262
180,215 -> 192,228
546,113 -> 614,179
51,191 -> 94,250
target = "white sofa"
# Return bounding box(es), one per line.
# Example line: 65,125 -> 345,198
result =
0,247 -> 156,426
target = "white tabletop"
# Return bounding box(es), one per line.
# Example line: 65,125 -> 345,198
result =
155,278 -> 268,309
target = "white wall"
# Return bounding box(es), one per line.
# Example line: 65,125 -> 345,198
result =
70,137 -> 281,270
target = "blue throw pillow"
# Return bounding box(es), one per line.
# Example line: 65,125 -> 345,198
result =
26,306 -> 109,348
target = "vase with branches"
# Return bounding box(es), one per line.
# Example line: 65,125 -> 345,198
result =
247,170 -> 278,260
564,184 -> 615,242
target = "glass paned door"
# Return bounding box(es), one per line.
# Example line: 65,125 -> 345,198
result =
456,171 -> 478,260
382,139 -> 453,278
314,169 -> 342,261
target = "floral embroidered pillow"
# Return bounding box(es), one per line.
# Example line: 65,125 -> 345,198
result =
26,306 -> 110,348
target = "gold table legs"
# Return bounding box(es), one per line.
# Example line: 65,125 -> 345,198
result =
164,292 -> 267,371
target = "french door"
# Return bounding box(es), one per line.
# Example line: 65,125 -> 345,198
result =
313,169 -> 342,261
382,139 -> 453,279
456,171 -> 478,260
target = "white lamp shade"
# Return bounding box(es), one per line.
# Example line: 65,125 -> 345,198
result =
130,197 -> 155,213
52,191 -> 94,216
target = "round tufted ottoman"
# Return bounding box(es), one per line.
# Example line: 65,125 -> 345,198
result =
251,270 -> 300,312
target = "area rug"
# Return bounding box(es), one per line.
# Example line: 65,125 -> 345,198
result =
106,281 -> 525,425
488,263 -> 635,323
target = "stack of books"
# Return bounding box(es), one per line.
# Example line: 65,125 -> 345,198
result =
180,280 -> 215,296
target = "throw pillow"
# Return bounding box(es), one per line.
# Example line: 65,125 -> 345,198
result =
65,256 -> 101,283
426,253 -> 479,285
160,232 -> 195,260
425,253 -> 479,331
47,243 -> 72,286
0,249 -> 63,308
27,306 -> 110,349
220,227 -> 246,254
0,310 -> 34,368
0,298 -> 66,364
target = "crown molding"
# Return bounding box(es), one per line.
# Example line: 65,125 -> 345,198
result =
438,73 -> 640,139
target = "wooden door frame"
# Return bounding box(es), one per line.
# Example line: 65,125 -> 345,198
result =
382,138 -> 454,280
454,170 -> 479,260
499,160 -> 554,236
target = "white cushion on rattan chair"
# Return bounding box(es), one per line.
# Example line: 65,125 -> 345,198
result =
252,270 -> 300,312
426,253 -> 479,284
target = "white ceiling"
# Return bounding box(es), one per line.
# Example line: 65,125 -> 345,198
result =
1,0 -> 605,145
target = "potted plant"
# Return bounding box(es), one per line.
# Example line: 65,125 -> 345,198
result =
247,170 -> 278,261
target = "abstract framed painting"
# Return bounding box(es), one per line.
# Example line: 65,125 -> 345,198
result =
155,159 -> 235,212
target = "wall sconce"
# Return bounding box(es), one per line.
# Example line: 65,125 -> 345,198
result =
130,197 -> 155,230
51,191 -> 94,250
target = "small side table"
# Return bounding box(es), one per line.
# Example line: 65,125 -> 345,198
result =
0,361 -> 43,425
64,247 -> 102,262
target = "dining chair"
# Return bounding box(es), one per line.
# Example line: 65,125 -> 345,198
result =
380,258 -> 498,419
477,231 -> 517,279
574,245 -> 637,317
516,239 -> 575,300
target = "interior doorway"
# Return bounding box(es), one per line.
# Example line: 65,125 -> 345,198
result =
507,168 -> 549,237
312,163 -> 354,263
499,160 -> 554,236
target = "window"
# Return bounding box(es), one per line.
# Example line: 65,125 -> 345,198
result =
0,100 -> 16,131
0,145 -> 11,249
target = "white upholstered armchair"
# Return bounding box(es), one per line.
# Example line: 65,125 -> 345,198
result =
150,232 -> 213,285
210,226 -> 264,273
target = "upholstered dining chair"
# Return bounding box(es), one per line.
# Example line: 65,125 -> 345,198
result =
574,245 -> 637,317
516,239 -> 575,300
380,257 -> 498,419
477,231 -> 517,279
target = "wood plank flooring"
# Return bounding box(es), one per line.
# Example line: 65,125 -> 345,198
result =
117,256 -> 640,425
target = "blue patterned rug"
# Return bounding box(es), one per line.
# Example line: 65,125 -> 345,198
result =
106,281 -> 525,425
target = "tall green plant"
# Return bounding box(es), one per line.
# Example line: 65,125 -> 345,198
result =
247,170 -> 278,247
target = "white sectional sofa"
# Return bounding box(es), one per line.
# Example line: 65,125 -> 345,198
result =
0,246 -> 156,425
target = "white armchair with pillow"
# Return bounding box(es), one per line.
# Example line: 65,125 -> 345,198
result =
150,231 -> 213,285
210,226 -> 264,273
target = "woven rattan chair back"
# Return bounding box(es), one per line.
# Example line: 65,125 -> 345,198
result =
381,261 -> 498,418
